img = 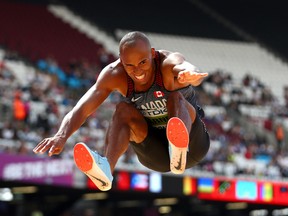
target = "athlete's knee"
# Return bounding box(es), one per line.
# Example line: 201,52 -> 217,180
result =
115,101 -> 131,111
167,91 -> 185,111
167,91 -> 185,103
167,91 -> 196,120
114,102 -> 134,116
113,101 -> 146,125
114,102 -> 147,143
113,102 -> 132,122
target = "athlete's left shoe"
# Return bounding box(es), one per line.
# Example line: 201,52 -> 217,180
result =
73,142 -> 113,191
166,117 -> 189,174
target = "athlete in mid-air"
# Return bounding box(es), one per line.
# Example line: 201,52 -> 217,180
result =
33,31 -> 210,191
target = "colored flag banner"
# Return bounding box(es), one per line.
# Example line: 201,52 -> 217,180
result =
198,178 -> 214,193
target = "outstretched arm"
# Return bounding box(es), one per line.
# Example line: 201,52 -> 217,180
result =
174,61 -> 208,86
163,52 -> 208,87
33,64 -> 120,156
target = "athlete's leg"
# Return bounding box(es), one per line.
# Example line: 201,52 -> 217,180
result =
73,101 -> 147,191
104,101 -> 148,171
166,91 -> 196,132
167,91 -> 209,173
166,91 -> 197,174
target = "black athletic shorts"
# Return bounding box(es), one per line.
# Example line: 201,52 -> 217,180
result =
130,115 -> 210,172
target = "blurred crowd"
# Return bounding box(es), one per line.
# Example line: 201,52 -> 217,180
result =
194,70 -> 288,179
0,46 -> 288,180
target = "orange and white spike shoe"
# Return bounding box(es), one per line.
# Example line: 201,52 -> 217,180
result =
166,117 -> 189,174
73,142 -> 113,191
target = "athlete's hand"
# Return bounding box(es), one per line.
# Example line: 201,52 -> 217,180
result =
177,70 -> 208,85
33,136 -> 66,157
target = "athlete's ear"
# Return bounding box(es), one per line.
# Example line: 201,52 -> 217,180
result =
151,48 -> 156,58
119,54 -> 123,64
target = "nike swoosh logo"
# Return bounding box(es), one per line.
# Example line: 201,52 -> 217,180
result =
174,152 -> 183,170
131,96 -> 142,102
86,173 -> 107,187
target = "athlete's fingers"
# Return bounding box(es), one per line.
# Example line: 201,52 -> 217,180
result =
52,148 -> 62,155
178,70 -> 207,78
38,142 -> 54,154
177,72 -> 185,82
33,139 -> 48,153
196,72 -> 208,76
178,76 -> 185,83
34,141 -> 52,154
48,145 -> 56,157
178,71 -> 187,76
185,71 -> 208,77
49,146 -> 63,156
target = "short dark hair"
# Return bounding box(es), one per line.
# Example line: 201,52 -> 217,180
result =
119,31 -> 151,54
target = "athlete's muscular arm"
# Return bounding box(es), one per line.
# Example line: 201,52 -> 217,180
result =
33,60 -> 127,156
161,51 -> 208,90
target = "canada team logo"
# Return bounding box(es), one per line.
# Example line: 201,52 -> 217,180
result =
154,91 -> 164,98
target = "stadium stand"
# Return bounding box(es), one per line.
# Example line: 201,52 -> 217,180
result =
0,1 -> 114,70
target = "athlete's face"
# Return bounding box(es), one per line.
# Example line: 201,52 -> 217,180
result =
120,40 -> 155,85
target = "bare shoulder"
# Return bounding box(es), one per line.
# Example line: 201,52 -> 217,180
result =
157,50 -> 187,90
97,59 -> 128,96
158,49 -> 172,57
158,50 -> 184,66
158,49 -> 171,63
157,50 -> 185,74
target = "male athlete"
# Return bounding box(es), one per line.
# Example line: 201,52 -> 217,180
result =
33,31 -> 210,191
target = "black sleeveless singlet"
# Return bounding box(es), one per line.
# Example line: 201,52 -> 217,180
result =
124,51 -> 203,129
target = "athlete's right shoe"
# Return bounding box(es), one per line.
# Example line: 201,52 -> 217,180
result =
166,117 -> 189,174
73,142 -> 113,191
